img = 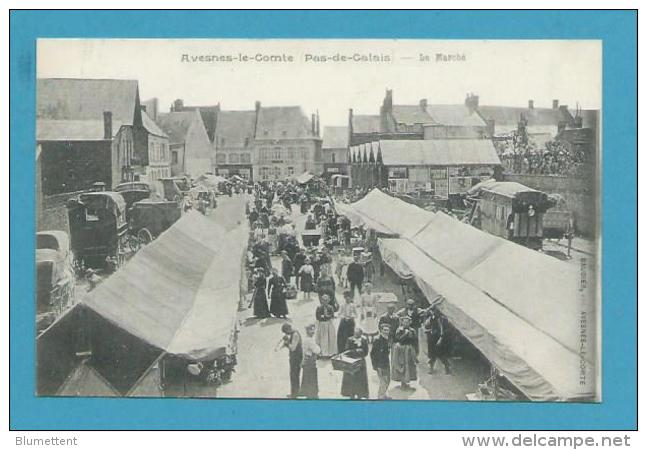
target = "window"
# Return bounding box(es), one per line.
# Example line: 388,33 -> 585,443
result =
216,153 -> 227,164
229,153 -> 240,164
260,167 -> 270,180
272,166 -> 281,179
331,152 -> 336,163
287,167 -> 295,176
272,147 -> 282,160
388,167 -> 407,178
240,153 -> 251,164
300,147 -> 308,160
172,151 -> 179,164
287,148 -> 295,160
244,137 -> 250,147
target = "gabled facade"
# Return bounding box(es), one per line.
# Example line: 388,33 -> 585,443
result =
156,110 -> 212,178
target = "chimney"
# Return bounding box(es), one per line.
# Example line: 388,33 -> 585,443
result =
485,118 -> 495,137
528,99 -> 534,109
419,98 -> 428,111
552,99 -> 559,109
383,89 -> 393,112
103,111 -> 112,139
173,99 -> 184,112
559,104 -> 568,112
465,93 -> 479,112
574,115 -> 583,128
255,101 -> 261,113
315,110 -> 320,137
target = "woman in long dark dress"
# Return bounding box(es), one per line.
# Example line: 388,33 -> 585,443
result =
268,269 -> 289,318
251,268 -> 270,318
341,328 -> 369,399
337,290 -> 357,353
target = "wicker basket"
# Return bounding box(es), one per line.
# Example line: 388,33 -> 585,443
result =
331,351 -> 362,374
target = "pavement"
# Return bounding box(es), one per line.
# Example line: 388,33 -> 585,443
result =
217,196 -> 489,400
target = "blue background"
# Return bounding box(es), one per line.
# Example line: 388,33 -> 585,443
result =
10,10 -> 637,430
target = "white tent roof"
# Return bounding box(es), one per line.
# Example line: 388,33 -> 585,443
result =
83,211 -> 247,361
379,237 -> 595,401
334,188 -> 435,238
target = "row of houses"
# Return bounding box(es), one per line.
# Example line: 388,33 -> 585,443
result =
36,78 -> 212,197
36,80 -> 597,199
320,89 -> 598,198
171,99 -> 323,182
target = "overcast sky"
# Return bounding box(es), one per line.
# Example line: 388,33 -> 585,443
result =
37,39 -> 601,128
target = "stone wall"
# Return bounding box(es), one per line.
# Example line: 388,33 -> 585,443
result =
502,173 -> 598,237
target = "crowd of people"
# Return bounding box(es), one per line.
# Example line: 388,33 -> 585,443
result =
242,176 -> 454,400
496,135 -> 589,177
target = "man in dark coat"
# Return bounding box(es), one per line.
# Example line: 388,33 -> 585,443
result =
346,255 -> 365,299
370,323 -> 392,399
424,303 -> 452,374
278,323 -> 302,398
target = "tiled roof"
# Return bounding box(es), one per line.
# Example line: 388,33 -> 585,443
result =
478,105 -> 574,127
156,111 -> 199,144
354,139 -> 501,166
141,110 -> 167,138
391,105 -> 436,125
176,105 -> 220,142
37,78 -> 138,125
255,106 -> 315,139
37,119 -> 124,141
322,126 -> 349,149
213,110 -> 257,148
425,104 -> 487,127
351,115 -> 381,134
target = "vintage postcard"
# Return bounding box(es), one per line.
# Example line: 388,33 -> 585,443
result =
34,38 -> 601,403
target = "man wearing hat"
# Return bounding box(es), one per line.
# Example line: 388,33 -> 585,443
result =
276,323 -> 303,398
424,297 -> 452,375
370,323 -> 392,399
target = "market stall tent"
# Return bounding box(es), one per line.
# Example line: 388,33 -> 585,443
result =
337,191 -> 597,401
334,188 -> 435,238
37,211 -> 248,396
379,237 -> 595,401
